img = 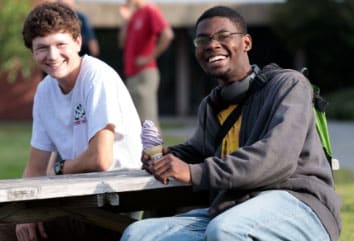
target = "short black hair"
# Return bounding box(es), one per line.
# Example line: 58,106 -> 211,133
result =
195,6 -> 248,33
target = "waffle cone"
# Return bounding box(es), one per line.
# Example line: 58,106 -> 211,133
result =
144,145 -> 163,160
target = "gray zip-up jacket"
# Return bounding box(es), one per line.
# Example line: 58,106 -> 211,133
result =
169,64 -> 341,241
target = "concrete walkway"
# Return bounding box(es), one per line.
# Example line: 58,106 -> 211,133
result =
161,117 -> 354,171
328,120 -> 354,170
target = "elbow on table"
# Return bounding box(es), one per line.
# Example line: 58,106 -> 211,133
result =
93,157 -> 113,172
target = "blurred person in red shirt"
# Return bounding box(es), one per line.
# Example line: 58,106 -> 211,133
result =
118,0 -> 174,127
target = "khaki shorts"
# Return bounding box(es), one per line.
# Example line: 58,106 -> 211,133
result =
126,68 -> 160,126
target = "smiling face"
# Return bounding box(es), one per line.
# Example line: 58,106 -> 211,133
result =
32,32 -> 82,90
194,17 -> 252,84
23,3 -> 83,93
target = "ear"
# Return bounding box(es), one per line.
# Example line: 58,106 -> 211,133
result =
75,35 -> 82,53
243,34 -> 252,52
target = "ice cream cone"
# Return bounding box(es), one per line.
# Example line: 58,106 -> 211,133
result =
144,145 -> 163,160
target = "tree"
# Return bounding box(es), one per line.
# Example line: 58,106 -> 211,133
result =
270,0 -> 354,92
0,0 -> 33,82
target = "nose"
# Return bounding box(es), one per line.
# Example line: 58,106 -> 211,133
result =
205,38 -> 221,49
47,46 -> 59,59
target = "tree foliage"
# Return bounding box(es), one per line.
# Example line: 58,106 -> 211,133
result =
270,0 -> 354,92
0,0 -> 33,82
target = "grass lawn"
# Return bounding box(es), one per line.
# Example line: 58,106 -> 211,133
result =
0,121 -> 353,240
0,121 -> 31,179
334,169 -> 354,241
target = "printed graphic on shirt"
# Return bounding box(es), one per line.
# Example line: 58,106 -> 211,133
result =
74,104 -> 87,125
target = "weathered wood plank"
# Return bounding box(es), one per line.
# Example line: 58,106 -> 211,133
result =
0,169 -> 188,203
0,169 -> 209,231
0,203 -> 69,223
63,208 -> 136,232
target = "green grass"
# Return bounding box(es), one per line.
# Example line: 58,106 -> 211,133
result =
0,121 -> 31,179
0,121 -> 353,240
334,169 -> 354,241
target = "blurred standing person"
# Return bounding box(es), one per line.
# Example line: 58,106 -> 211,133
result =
58,0 -> 100,57
118,0 -> 174,127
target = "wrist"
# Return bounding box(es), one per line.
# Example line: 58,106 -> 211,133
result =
53,155 -> 66,175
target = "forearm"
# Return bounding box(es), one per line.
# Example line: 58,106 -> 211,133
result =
150,27 -> 174,60
61,127 -> 115,174
118,3 -> 134,48
88,39 -> 100,56
118,22 -> 128,49
23,165 -> 47,177
23,148 -> 51,177
62,149 -> 112,174
168,142 -> 204,164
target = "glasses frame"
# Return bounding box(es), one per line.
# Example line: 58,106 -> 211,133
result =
193,31 -> 245,48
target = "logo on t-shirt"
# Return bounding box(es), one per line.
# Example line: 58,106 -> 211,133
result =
74,104 -> 87,125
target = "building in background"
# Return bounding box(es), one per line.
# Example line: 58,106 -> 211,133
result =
75,0 -> 291,117
1,0 -> 291,120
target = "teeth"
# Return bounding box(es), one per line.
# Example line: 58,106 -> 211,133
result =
208,56 -> 226,62
48,62 -> 62,68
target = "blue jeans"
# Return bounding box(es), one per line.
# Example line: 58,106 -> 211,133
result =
120,190 -> 329,241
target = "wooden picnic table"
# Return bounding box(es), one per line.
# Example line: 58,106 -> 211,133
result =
0,169 -> 208,232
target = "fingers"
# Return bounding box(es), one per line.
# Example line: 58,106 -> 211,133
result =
15,225 -> 23,241
142,161 -> 153,174
142,153 -> 191,184
37,222 -> 48,239
141,153 -> 154,173
152,160 -> 171,184
16,223 -> 38,241
141,156 -> 170,184
162,147 -> 169,155
16,224 -> 28,241
141,147 -> 168,163
153,158 -> 171,176
28,224 -> 38,241
152,155 -> 190,184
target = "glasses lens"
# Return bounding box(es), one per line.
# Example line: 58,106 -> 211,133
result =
194,36 -> 209,47
194,32 -> 243,47
216,32 -> 232,42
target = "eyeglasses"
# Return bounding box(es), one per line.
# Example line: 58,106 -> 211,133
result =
193,31 -> 245,48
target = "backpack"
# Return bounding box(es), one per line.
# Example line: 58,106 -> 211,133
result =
215,64 -> 339,171
301,67 -> 339,170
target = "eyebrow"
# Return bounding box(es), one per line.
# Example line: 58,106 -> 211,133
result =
196,30 -> 231,37
33,43 -> 49,49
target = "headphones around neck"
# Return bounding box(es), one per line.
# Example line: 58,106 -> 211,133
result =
220,64 -> 260,104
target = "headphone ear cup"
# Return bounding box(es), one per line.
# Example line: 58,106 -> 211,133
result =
220,65 -> 260,104
220,78 -> 250,103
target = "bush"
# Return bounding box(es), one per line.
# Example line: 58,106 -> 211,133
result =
325,88 -> 354,120
271,0 -> 354,93
0,0 -> 33,82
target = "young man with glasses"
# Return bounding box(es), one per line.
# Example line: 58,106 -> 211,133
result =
120,6 -> 341,241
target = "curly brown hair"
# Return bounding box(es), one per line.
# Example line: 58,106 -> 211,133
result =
22,2 -> 81,49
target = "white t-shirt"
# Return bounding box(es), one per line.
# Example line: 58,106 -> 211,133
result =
31,55 -> 142,170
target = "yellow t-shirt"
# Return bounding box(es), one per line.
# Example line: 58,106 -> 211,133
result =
217,105 -> 242,158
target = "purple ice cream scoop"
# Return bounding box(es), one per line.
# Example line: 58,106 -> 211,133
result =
141,120 -> 163,149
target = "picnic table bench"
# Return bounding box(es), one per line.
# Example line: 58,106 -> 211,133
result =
0,169 -> 208,232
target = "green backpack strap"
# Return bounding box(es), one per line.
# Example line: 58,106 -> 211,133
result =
301,68 -> 339,170
312,84 -> 332,157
